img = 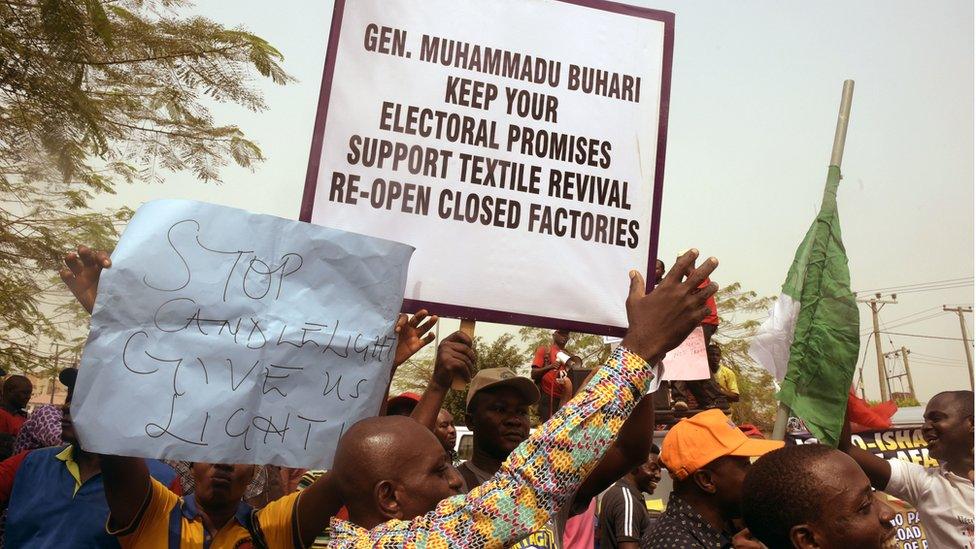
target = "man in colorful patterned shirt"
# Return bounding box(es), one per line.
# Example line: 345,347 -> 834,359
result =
326,251 -> 719,547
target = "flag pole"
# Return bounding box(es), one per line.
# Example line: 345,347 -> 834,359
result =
771,79 -> 854,441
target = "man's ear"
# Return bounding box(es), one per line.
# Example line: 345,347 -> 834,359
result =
374,480 -> 401,520
790,524 -> 820,549
691,469 -> 717,494
464,411 -> 474,427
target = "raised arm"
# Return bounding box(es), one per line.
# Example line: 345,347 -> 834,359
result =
411,331 -> 474,432
59,246 -> 156,529
101,455 -> 154,530
345,250 -> 719,546
572,388 -> 658,509
837,408 -> 892,490
378,311 -> 438,415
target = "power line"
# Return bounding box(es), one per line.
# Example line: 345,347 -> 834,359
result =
855,276 -> 974,294
889,283 -> 974,296
862,310 -> 945,337
881,306 -> 942,325
878,331 -> 973,342
913,351 -> 964,362
911,360 -> 967,369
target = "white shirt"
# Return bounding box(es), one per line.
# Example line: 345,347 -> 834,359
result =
885,458 -> 974,548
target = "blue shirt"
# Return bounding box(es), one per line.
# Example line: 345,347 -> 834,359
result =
6,445 -> 176,548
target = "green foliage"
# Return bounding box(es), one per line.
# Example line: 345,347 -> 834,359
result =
0,0 -> 291,373
517,326 -> 610,367
712,283 -> 778,431
868,395 -> 920,407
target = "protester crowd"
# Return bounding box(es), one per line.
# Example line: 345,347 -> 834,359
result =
0,245 -> 969,548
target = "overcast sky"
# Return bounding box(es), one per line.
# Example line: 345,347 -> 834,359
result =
91,0 -> 974,403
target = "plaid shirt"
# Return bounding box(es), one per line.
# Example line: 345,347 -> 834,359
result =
329,346 -> 652,548
646,493 -> 733,549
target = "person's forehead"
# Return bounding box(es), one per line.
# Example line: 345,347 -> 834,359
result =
925,393 -> 960,415
818,454 -> 871,507
405,433 -> 449,468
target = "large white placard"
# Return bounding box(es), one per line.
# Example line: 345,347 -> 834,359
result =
72,200 -> 413,468
302,0 -> 673,335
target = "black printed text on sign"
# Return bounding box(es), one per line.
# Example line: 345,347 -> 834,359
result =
301,0 -> 674,335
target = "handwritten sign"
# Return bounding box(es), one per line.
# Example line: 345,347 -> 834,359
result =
301,0 -> 674,336
661,327 -> 710,381
72,200 -> 413,468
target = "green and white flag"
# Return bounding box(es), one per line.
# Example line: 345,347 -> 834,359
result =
749,165 -> 860,447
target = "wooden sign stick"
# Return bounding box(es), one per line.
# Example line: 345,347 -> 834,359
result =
454,318 -> 476,389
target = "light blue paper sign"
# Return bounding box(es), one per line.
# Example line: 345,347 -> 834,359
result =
72,199 -> 414,468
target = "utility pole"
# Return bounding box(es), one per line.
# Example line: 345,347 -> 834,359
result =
883,347 -> 916,401
943,306 -> 974,389
857,292 -> 897,401
50,344 -> 61,404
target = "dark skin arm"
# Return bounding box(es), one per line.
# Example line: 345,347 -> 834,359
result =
574,258 -> 717,511
60,247 -> 155,531
838,408 -> 892,490
573,394 -> 656,509
294,470 -> 343,545
101,455 -> 153,530
411,331 -> 474,432
530,364 -> 557,383
718,387 -> 740,403
556,376 -> 574,407
377,311 -> 438,415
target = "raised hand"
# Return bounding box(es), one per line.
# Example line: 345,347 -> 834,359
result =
393,309 -> 439,367
620,249 -> 718,361
59,246 -> 111,314
430,331 -> 476,390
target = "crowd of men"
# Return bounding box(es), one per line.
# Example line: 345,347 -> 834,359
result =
0,245 -> 970,548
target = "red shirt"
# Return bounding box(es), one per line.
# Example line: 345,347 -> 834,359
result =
0,409 -> 27,437
532,345 -> 566,398
700,278 -> 719,326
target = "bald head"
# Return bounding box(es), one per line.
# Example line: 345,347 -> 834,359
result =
2,375 -> 31,410
333,415 -> 462,528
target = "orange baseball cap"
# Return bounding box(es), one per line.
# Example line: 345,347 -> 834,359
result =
661,409 -> 784,480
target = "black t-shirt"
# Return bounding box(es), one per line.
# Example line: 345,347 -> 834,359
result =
599,478 -> 651,548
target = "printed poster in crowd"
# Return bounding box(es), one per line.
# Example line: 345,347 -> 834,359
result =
72,199 -> 413,468
302,0 -> 674,336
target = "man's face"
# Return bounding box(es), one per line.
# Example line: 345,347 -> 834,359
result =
6,380 -> 31,409
394,429 -> 464,519
467,386 -> 531,460
434,409 -> 456,453
192,462 -> 255,509
655,260 -> 665,282
633,452 -> 662,493
921,393 -> 974,461
700,455 -> 751,517
707,345 -> 722,374
60,403 -> 77,446
553,330 -> 570,349
799,453 -> 895,549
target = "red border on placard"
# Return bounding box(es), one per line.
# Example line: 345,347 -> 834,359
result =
300,0 -> 674,337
